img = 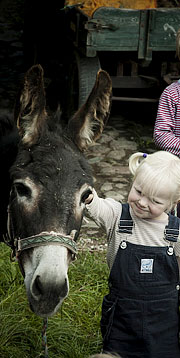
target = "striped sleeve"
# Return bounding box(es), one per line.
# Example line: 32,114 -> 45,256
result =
153,82 -> 180,157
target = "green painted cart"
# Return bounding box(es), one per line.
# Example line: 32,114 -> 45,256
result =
65,6 -> 180,111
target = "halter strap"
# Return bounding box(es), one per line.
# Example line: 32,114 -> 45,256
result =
4,231 -> 77,259
14,232 -> 77,256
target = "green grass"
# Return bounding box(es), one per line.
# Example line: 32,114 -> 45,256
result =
0,243 -> 109,358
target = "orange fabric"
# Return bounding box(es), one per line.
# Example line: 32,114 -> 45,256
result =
65,0 -> 157,17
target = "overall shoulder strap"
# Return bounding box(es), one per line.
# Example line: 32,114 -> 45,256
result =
118,203 -> 134,234
164,214 -> 180,243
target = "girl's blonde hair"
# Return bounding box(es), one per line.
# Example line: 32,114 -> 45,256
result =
129,151 -> 180,209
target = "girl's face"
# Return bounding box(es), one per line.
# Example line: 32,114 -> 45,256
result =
128,178 -> 172,220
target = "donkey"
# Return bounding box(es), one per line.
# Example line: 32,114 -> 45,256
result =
5,64 -> 112,317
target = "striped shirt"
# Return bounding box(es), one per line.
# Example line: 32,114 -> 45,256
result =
86,189 -> 180,270
154,80 -> 180,157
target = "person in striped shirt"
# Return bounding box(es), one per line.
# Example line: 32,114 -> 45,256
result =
153,80 -> 180,156
85,150 -> 180,358
154,28 -> 180,155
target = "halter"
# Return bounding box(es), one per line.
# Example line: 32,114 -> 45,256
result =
5,231 -> 77,260
14,231 -> 77,255
6,206 -> 77,258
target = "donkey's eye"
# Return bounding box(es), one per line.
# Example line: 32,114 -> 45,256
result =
14,183 -> 32,198
81,189 -> 92,203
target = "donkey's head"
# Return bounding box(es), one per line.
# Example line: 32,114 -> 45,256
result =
7,64 -> 112,317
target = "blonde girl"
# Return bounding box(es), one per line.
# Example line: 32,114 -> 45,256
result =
85,150 -> 180,358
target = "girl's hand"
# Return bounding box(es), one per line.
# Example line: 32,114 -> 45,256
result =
84,192 -> 94,204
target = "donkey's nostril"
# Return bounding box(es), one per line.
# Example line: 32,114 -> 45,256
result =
32,275 -> 43,298
31,274 -> 69,303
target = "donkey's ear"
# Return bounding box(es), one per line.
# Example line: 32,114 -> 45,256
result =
14,64 -> 47,146
67,70 -> 112,151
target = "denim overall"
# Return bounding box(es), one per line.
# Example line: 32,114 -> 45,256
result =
101,204 -> 180,358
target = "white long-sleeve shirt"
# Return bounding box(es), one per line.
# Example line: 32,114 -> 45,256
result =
86,189 -> 180,270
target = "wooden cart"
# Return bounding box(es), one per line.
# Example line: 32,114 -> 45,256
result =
64,4 -> 180,112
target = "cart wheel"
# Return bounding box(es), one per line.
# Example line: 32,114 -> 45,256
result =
66,52 -> 100,117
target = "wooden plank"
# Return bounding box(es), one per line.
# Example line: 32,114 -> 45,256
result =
86,8 -> 141,51
111,75 -> 158,88
112,96 -> 159,102
138,10 -> 149,60
148,9 -> 180,51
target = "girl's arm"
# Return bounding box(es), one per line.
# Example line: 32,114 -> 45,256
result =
85,188 -> 122,235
